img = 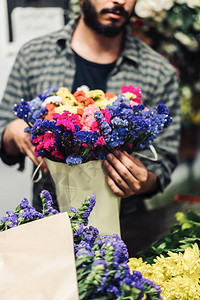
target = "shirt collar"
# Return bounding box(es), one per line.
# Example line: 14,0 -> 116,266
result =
121,28 -> 140,66
56,17 -> 80,54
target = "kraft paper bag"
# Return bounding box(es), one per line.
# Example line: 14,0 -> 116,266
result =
0,213 -> 79,300
45,159 -> 121,237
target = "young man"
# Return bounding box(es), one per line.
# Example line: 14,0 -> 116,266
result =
0,0 -> 180,254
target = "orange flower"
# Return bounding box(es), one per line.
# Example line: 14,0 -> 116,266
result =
77,108 -> 84,116
74,90 -> 86,103
44,103 -> 57,120
105,92 -> 116,99
85,97 -> 95,106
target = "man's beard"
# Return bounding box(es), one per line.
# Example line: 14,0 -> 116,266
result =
82,0 -> 131,37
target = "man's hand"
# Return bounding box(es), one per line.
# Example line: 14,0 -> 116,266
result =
102,150 -> 158,198
2,119 -> 48,173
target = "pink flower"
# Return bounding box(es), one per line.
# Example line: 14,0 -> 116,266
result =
51,150 -> 65,160
95,136 -> 107,146
54,111 -> 81,132
121,85 -> 142,104
101,109 -> 111,123
81,105 -> 100,131
43,132 -> 56,151
91,120 -> 99,132
82,143 -> 88,148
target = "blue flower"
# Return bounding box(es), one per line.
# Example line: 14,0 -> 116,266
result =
13,100 -> 32,122
66,155 -> 83,165
29,96 -> 43,111
38,87 -> 58,101
74,131 -> 98,145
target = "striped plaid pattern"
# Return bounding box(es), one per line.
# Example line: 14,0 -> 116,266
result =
0,17 -> 180,198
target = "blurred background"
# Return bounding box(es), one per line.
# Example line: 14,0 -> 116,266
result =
0,0 -> 200,222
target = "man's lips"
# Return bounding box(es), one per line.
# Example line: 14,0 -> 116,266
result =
101,6 -> 129,19
107,11 -> 124,20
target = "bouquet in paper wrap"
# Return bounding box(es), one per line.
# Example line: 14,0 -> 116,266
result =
13,85 -> 172,235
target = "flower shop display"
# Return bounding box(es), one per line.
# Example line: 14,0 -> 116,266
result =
129,243 -> 200,300
13,86 -> 171,236
128,208 -> 200,299
0,190 -> 161,300
133,0 -> 200,126
1,190 -> 200,299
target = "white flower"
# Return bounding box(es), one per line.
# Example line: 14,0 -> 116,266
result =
176,0 -> 200,7
41,96 -> 63,107
175,0 -> 186,4
174,31 -> 199,51
135,0 -> 174,19
185,0 -> 200,8
76,85 -> 90,93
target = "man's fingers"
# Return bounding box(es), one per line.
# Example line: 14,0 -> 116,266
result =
41,159 -> 49,174
122,150 -> 145,167
105,152 -> 140,189
114,150 -> 148,183
102,159 -> 132,193
105,174 -> 125,198
18,135 -> 49,173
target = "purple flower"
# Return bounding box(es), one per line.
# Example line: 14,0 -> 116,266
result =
69,207 -> 77,214
81,194 -> 96,225
40,190 -> 53,205
0,216 -> 9,223
73,223 -> 85,237
20,198 -> 29,209
5,211 -> 18,228
18,207 -> 43,221
82,226 -> 99,246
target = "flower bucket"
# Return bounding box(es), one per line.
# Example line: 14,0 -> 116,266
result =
45,159 -> 121,236
0,213 -> 79,300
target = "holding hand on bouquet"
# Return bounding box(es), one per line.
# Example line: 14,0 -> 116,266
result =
102,150 -> 159,198
2,119 -> 48,174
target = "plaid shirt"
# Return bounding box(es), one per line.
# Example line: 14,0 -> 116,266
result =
0,17 -> 180,209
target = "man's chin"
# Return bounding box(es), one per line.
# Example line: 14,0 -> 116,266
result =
95,26 -> 123,37
85,19 -> 126,37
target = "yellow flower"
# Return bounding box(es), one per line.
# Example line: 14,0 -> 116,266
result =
182,243 -> 200,280
161,275 -> 200,300
57,87 -> 78,106
128,244 -> 200,300
175,212 -> 192,230
55,104 -> 78,115
94,97 -> 116,109
122,92 -> 137,100
86,89 -> 105,100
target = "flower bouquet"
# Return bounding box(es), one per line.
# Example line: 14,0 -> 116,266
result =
133,0 -> 200,127
0,191 -> 161,300
14,85 -> 171,235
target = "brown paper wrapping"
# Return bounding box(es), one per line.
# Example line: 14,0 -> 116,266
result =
0,213 -> 79,300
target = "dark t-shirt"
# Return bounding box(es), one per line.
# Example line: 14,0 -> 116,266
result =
72,50 -> 116,93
